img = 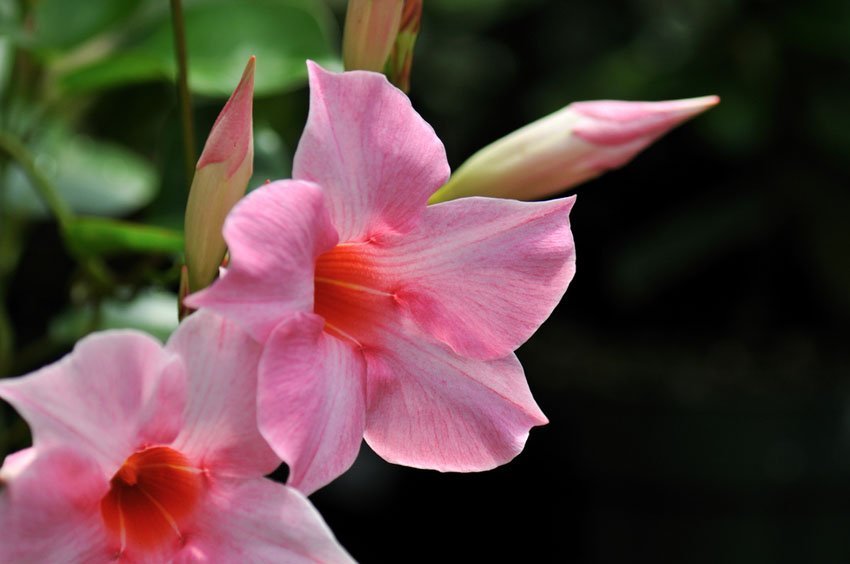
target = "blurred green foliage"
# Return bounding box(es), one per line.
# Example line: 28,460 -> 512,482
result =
49,288 -> 178,345
0,0 -> 335,374
29,0 -> 137,50
59,0 -> 339,96
4,128 -> 157,218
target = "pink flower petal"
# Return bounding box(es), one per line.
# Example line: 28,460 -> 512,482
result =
0,332 -> 184,470
0,447 -> 112,562
259,313 -> 367,495
0,447 -> 36,480
185,180 -> 338,342
363,331 -> 548,471
374,195 -> 576,360
178,478 -> 354,563
168,310 -> 280,479
293,61 -> 449,242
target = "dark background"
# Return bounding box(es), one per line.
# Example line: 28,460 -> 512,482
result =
3,0 -> 850,562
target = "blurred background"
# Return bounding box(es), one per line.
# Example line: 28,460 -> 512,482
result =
1,0 -> 849,562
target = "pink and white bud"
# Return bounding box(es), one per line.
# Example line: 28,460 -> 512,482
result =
184,56 -> 255,293
429,95 -> 719,203
342,0 -> 404,72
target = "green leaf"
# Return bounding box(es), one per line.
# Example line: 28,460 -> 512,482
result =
4,132 -> 158,218
32,0 -> 139,50
66,217 -> 184,257
62,0 -> 340,96
49,289 -> 179,344
61,53 -> 167,91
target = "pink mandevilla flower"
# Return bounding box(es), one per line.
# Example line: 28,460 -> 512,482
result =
0,310 -> 353,563
186,62 -> 577,494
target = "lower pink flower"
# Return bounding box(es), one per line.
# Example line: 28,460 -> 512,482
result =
0,310 -> 352,563
187,63 -> 577,495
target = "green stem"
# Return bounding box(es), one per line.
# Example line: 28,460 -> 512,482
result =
0,132 -> 115,289
170,0 -> 196,190
0,132 -> 73,230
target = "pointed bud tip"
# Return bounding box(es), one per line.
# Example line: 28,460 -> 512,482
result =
572,94 -> 719,147
196,56 -> 256,172
655,94 -> 720,119
238,55 -> 256,91
229,55 -> 256,110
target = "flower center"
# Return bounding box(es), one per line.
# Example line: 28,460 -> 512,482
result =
314,243 -> 395,346
100,446 -> 203,553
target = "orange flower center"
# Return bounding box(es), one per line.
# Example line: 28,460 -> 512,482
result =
100,446 -> 203,553
314,243 -> 395,346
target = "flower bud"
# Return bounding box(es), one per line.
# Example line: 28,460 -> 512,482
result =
343,0 -> 404,72
429,95 -> 719,203
384,0 -> 422,92
184,56 -> 255,293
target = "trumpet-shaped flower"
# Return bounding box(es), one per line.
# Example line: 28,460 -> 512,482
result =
0,311 -> 353,563
429,95 -> 719,203
187,63 -> 576,494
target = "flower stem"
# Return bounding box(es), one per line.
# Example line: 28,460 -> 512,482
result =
170,0 -> 196,190
0,131 -> 73,229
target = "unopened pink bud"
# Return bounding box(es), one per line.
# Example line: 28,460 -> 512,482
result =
429,95 -> 719,203
570,96 -> 720,167
184,56 -> 255,293
343,0 -> 404,72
